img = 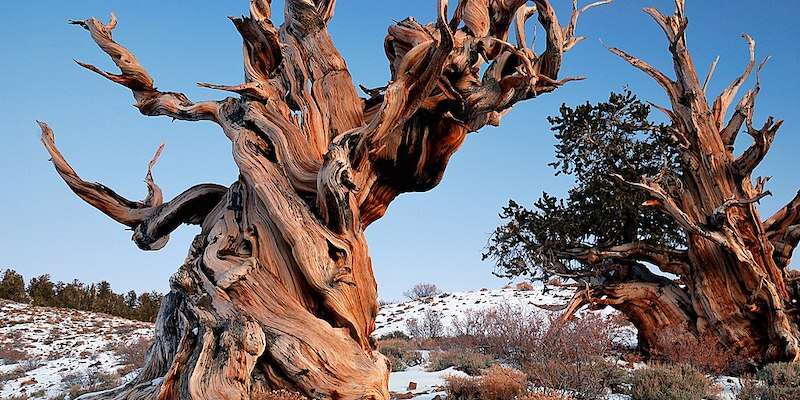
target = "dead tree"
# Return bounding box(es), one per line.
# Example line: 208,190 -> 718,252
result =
554,1 -> 800,363
39,1 -> 606,398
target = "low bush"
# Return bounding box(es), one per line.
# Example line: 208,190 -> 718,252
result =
445,365 -> 527,400
516,281 -> 535,291
404,283 -> 441,300
652,326 -> 747,375
630,364 -> 717,400
518,393 -> 573,400
428,348 -> 492,375
737,362 -> 800,400
524,356 -> 626,400
525,314 -> 626,399
377,338 -> 421,372
113,336 -> 154,375
406,309 -> 445,339
377,330 -> 410,341
0,343 -> 28,364
449,302 -> 625,398
62,369 -> 122,398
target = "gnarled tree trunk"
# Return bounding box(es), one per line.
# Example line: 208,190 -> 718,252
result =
41,1 -> 605,398
562,0 -> 800,364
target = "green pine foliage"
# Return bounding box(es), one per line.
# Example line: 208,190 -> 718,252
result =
0,268 -> 162,322
485,91 -> 685,281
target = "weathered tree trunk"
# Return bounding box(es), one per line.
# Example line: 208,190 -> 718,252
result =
42,1 -> 605,398
562,0 -> 800,363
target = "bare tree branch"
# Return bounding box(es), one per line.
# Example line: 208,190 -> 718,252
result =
559,242 -> 690,276
711,34 -> 756,128
40,121 -> 227,250
40,121 -> 161,226
70,15 -> 222,123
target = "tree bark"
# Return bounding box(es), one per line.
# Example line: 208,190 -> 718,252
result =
561,0 -> 800,363
42,1 -> 604,398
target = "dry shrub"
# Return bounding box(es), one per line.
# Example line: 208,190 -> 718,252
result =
114,336 -> 154,375
428,348 -> 492,375
516,281 -> 535,291
63,369 -> 122,398
254,390 -> 308,400
445,365 -> 526,400
522,314 -> 627,399
377,338 -> 421,372
546,277 -> 563,287
737,362 -> 800,400
0,342 -> 28,363
377,330 -> 410,340
450,302 -> 624,398
652,326 -> 747,375
404,283 -> 441,300
630,364 -> 717,400
449,303 -> 542,360
406,309 -> 444,339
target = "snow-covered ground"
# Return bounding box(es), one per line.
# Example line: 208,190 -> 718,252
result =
376,285 -> 576,337
0,300 -> 152,399
376,285 -> 637,347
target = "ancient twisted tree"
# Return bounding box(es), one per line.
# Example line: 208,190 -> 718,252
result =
40,0 -> 605,398
488,1 -> 800,364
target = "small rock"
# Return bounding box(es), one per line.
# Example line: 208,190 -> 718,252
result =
407,381 -> 417,391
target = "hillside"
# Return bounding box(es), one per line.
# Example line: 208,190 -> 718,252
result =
1,285 -> 634,399
0,300 -> 152,399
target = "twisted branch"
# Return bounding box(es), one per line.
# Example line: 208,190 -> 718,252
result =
70,15 -> 221,123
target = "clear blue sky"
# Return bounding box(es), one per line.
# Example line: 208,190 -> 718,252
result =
1,1 -> 799,300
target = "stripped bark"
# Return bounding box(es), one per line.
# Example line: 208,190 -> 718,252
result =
41,1 -> 605,398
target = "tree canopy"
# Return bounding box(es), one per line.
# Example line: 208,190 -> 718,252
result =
486,91 -> 684,282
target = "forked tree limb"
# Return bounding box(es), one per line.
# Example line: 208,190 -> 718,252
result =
70,16 -> 222,123
40,121 -> 158,226
711,34 -> 756,129
40,122 -> 227,250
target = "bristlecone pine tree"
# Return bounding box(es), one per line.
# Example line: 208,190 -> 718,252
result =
39,0 -> 608,398
488,1 -> 800,364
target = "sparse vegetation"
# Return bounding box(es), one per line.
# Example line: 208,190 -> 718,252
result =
62,369 -> 122,399
0,342 -> 29,364
428,348 -> 492,375
113,336 -> 154,375
404,283 -> 441,300
377,338 -> 422,372
630,364 -> 718,400
652,325 -> 748,375
406,309 -> 445,339
737,362 -> 800,400
445,365 -> 527,400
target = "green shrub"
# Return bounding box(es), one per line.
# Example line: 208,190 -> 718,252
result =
631,364 -> 717,400
737,362 -> 800,400
427,348 -> 492,375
